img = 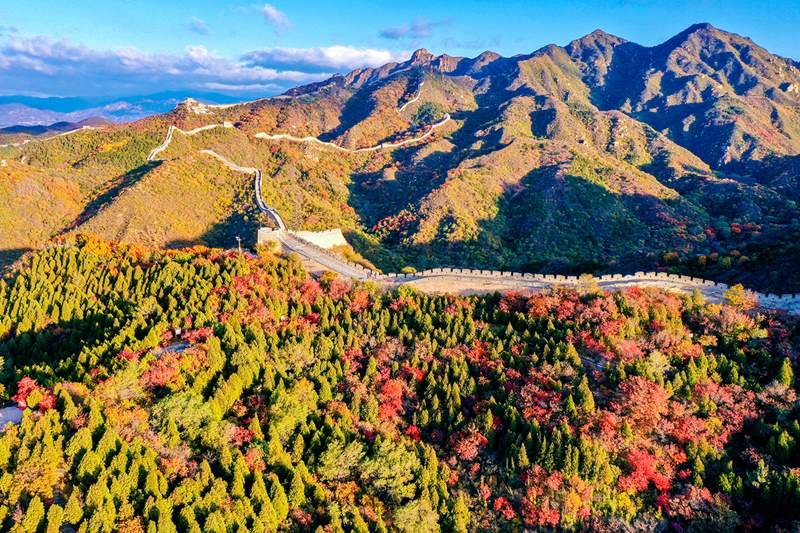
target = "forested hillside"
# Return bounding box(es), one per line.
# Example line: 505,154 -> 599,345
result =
0,236 -> 798,531
3,24 -> 800,290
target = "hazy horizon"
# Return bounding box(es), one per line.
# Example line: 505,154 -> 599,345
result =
2,0 -> 799,99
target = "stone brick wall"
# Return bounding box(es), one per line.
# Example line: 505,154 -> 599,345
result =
255,227 -> 800,314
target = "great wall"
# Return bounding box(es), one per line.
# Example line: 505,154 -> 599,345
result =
256,228 -> 800,313
142,99 -> 800,315
252,78 -> 453,153
254,114 -> 451,153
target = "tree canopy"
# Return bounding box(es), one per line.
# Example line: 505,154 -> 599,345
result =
0,236 -> 799,531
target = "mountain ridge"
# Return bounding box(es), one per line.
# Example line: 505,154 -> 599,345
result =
0,91 -> 247,128
2,23 -> 800,291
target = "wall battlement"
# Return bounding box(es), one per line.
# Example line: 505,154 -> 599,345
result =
257,227 -> 800,313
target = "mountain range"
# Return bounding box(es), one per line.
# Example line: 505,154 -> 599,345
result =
2,23 -> 800,291
0,91 -> 244,128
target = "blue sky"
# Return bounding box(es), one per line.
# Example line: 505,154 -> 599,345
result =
2,0 -> 799,98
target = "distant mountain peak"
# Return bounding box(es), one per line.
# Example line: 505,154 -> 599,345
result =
566,28 -> 630,67
586,28 -> 626,42
685,22 -> 716,32
476,50 -> 501,61
571,28 -> 627,45
661,21 -> 735,48
409,48 -> 435,64
566,28 -> 629,61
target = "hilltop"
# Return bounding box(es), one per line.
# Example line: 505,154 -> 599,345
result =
2,24 -> 800,290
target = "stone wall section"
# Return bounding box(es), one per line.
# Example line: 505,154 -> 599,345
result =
254,228 -> 800,314
291,229 -> 349,249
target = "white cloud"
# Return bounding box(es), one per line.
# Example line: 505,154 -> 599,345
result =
261,4 -> 290,31
189,17 -> 210,35
379,17 -> 451,44
380,18 -> 433,40
243,45 -> 409,72
0,32 -> 411,97
204,82 -> 281,92
0,34 -> 331,96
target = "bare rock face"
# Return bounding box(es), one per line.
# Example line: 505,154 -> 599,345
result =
409,48 -> 435,65
782,82 -> 799,93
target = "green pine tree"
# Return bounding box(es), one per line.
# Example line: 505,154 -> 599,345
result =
518,445 -> 530,470
351,507 -> 370,533
327,503 -> 345,533
251,471 -> 269,509
576,376 -> 595,412
270,475 -> 289,522
162,417 -> 180,448
43,503 -> 64,533
249,415 -> 265,440
259,497 -> 279,532
288,471 -> 306,508
231,463 -> 246,499
565,393 -> 578,418
778,358 -> 795,387
451,493 -> 470,533
64,490 -> 84,524
21,496 -> 45,533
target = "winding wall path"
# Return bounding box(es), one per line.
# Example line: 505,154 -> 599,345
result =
267,237 -> 800,313
145,104 -> 800,315
254,114 -> 450,153
198,149 -> 286,230
398,80 -> 424,113
146,123 -> 286,230
146,124 -> 228,161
